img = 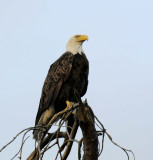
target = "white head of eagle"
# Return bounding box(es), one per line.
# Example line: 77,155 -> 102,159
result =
66,34 -> 88,55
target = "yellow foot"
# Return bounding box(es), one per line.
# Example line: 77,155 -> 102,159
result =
65,101 -> 75,110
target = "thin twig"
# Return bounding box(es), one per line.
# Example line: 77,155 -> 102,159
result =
106,132 -> 135,160
0,125 -> 47,152
0,127 -> 33,152
11,136 -> 29,160
94,115 -> 105,130
98,130 -> 105,156
62,119 -> 79,160
41,141 -> 57,155
55,118 -> 64,160
95,114 -> 135,160
19,129 -> 32,159
55,138 -> 79,160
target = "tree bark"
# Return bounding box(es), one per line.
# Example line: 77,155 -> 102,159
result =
77,102 -> 98,160
27,96 -> 99,160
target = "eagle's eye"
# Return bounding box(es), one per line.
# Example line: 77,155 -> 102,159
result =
74,35 -> 81,39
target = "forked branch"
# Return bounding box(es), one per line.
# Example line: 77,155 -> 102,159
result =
1,98 -> 135,160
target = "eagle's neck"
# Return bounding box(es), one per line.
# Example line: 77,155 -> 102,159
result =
66,43 -> 84,55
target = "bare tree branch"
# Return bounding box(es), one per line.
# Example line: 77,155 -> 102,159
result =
0,127 -> 34,152
77,103 -> 99,160
1,99 -> 135,160
62,119 -> 79,160
11,136 -> 30,160
27,131 -> 68,160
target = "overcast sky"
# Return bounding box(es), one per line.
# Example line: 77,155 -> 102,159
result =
0,0 -> 153,160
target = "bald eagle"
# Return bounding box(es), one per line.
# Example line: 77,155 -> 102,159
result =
33,35 -> 89,140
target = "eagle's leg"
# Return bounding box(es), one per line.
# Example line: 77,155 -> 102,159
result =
65,101 -> 75,110
65,101 -> 76,136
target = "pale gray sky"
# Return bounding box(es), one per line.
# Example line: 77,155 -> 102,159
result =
0,0 -> 153,160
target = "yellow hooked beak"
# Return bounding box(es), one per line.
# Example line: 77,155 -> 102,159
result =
77,35 -> 88,42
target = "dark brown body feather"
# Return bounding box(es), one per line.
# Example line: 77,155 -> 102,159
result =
33,51 -> 89,140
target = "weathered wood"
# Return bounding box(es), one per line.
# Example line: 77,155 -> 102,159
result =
77,101 -> 98,160
27,132 -> 68,160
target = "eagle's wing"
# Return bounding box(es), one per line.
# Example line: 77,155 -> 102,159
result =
35,52 -> 73,125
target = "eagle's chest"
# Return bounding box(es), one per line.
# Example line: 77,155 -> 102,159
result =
56,53 -> 89,108
70,53 -> 88,81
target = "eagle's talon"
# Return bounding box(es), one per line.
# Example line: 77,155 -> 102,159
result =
65,101 -> 75,110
